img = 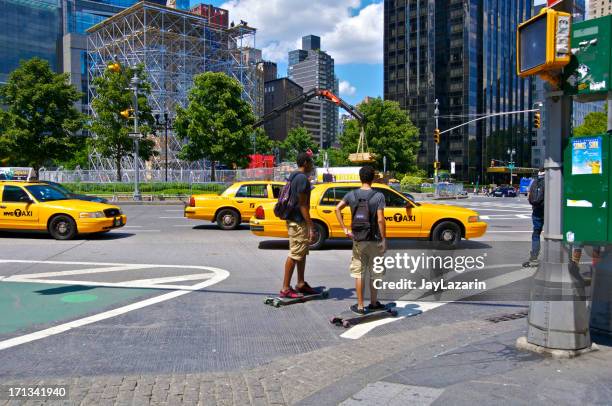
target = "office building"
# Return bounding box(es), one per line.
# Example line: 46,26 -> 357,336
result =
589,0 -> 612,18
384,0 -> 535,181
263,78 -> 304,142
288,35 -> 338,148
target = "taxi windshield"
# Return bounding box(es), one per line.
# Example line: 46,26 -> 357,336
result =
25,185 -> 69,202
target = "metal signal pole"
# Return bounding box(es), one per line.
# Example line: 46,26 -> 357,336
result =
434,99 -> 440,185
131,73 -> 141,201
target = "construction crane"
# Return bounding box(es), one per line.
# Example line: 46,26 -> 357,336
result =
253,88 -> 375,164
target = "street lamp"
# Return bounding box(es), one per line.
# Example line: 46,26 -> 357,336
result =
507,147 -> 516,186
155,113 -> 173,182
130,73 -> 141,201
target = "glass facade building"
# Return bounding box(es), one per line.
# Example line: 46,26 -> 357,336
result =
0,0 -> 61,84
384,0 -> 535,181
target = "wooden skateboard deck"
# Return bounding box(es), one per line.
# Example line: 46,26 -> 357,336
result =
264,289 -> 329,308
330,303 -> 397,328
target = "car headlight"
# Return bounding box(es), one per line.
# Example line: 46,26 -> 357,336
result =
80,211 -> 105,218
468,216 -> 480,223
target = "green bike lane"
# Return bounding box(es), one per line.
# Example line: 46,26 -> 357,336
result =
0,281 -> 161,337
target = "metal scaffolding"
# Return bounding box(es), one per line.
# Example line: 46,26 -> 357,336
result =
86,1 -> 258,173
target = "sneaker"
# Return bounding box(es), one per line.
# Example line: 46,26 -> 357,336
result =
295,282 -> 320,295
350,304 -> 367,315
279,287 -> 304,299
522,257 -> 538,268
368,301 -> 386,311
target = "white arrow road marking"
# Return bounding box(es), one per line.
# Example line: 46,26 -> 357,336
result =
0,259 -> 230,351
340,264 -> 530,339
340,302 -> 444,340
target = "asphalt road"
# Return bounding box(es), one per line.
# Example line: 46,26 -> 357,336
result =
0,196 -> 537,381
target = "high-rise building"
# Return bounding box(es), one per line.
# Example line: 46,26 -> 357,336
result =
531,0 -> 606,168
589,0 -> 612,18
384,0 -> 535,181
263,78 -> 304,142
288,35 -> 338,148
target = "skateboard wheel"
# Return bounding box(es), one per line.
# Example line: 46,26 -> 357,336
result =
274,301 -> 281,308
264,298 -> 271,305
342,321 -> 351,328
321,291 -> 329,299
390,310 -> 398,317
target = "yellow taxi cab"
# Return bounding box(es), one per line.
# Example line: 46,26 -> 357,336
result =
0,181 -> 127,240
184,181 -> 285,230
249,182 -> 487,249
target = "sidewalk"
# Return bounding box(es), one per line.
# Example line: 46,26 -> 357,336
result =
4,311 -> 610,405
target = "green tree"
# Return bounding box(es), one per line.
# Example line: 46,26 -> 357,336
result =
175,72 -> 255,180
0,58 -> 84,173
281,127 -> 318,162
89,63 -> 156,181
339,98 -> 420,173
316,147 -> 349,167
252,128 -> 276,154
574,103 -> 608,136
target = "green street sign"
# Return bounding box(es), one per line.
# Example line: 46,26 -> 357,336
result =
508,164 -> 516,170
564,15 -> 612,101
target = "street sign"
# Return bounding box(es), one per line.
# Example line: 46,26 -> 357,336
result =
508,163 -> 516,170
128,132 -> 143,138
547,0 -> 563,8
564,15 -> 612,102
450,161 -> 455,175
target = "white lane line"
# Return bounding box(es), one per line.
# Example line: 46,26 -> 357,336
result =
119,273 -> 214,286
486,230 -> 532,233
340,302 -> 444,340
12,265 -> 151,279
0,260 -> 230,351
341,263 -> 527,339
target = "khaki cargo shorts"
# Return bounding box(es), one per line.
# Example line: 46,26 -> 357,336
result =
287,221 -> 309,261
349,240 -> 385,280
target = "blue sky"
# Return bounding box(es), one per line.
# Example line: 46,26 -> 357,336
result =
188,0 -> 384,105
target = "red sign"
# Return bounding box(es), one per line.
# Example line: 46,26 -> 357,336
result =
547,0 -> 563,7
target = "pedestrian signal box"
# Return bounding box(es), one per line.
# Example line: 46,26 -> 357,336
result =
564,15 -> 612,102
563,133 -> 611,244
517,8 -> 571,77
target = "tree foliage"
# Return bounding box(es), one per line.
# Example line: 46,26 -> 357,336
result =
252,127 -> 277,154
316,147 -> 349,167
175,72 -> 256,178
0,58 -> 84,172
574,103 -> 608,136
89,63 -> 156,181
281,127 -> 318,162
339,98 -> 420,173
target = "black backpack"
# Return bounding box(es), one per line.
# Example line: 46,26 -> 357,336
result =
528,177 -> 545,206
351,189 -> 377,242
274,172 -> 299,220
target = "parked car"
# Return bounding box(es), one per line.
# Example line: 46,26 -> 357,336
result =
492,186 -> 517,197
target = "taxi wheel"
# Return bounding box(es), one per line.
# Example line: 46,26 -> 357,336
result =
309,222 -> 328,250
431,221 -> 461,249
49,215 -> 77,240
216,209 -> 241,230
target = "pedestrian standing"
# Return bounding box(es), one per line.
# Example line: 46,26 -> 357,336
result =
523,168 -> 545,267
335,166 -> 387,314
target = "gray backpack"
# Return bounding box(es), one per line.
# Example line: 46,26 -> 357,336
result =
351,189 -> 377,242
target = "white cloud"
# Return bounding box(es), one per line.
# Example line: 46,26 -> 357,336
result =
220,0 -> 382,65
339,80 -> 357,96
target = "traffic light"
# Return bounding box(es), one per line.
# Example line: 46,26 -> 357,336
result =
120,108 -> 134,119
434,128 -> 440,144
534,112 -> 541,128
433,161 -> 441,170
516,8 -> 571,78
107,62 -> 121,73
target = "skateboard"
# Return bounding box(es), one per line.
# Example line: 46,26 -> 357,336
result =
330,302 -> 398,328
264,288 -> 329,308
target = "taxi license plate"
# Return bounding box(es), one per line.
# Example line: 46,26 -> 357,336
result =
114,217 -> 123,227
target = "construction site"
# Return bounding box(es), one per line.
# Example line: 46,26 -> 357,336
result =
86,1 -> 262,180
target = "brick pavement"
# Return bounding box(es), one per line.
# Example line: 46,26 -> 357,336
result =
0,317 -> 525,406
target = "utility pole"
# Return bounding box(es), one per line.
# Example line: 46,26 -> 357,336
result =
520,88 -> 591,353
434,99 -> 440,185
131,73 -> 141,201
507,148 -> 516,185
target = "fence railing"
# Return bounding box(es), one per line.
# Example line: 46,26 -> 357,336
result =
434,183 -> 465,198
39,167 -> 297,184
